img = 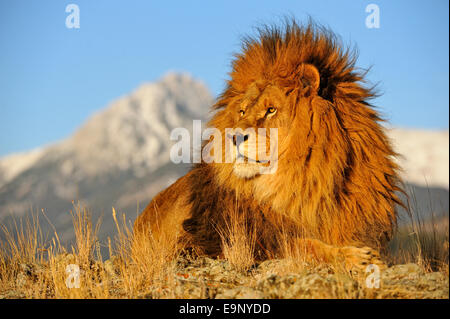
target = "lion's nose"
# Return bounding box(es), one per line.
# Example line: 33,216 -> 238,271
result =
232,133 -> 249,146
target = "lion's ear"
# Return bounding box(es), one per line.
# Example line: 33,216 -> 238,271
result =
298,64 -> 320,96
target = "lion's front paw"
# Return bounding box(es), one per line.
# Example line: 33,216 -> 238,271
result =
338,246 -> 386,274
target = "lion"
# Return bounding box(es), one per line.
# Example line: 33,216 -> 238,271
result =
134,20 -> 404,271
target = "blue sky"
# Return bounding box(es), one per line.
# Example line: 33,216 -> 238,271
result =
0,0 -> 448,156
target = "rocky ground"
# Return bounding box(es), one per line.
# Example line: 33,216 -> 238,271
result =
1,255 -> 447,299
156,258 -> 448,299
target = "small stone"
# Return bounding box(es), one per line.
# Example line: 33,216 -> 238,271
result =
382,263 -> 422,280
104,256 -> 120,277
235,287 -> 264,299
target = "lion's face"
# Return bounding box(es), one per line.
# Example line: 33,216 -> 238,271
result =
222,83 -> 292,179
206,64 -> 321,181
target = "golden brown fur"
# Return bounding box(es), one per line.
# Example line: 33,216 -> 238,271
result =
134,20 -> 404,270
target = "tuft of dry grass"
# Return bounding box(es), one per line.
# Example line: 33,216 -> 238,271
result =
109,207 -> 181,298
217,208 -> 257,272
70,202 -> 102,266
387,185 -> 449,272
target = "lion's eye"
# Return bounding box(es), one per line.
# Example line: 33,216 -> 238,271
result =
239,110 -> 245,117
267,107 -> 277,115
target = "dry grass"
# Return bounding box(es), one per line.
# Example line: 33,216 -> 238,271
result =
0,195 -> 448,299
0,202 -> 182,298
387,186 -> 449,272
388,216 -> 449,271
217,208 -> 257,272
109,207 -> 181,298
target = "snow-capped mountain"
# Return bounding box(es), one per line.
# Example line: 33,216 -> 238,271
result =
387,127 -> 449,190
0,72 -> 213,242
0,73 -> 448,244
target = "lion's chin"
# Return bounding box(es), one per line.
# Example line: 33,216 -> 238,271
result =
232,163 -> 263,179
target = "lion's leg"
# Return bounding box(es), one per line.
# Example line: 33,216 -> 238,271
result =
133,173 -> 198,256
293,238 -> 386,272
